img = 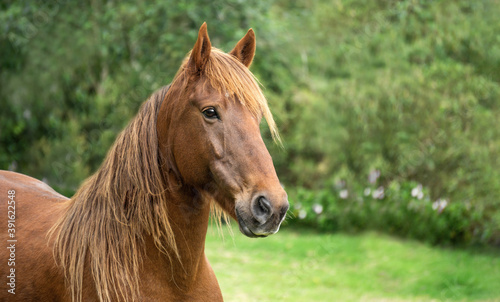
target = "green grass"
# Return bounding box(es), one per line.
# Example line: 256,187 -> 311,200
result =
205,225 -> 500,302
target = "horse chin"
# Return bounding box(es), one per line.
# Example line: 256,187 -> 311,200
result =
235,209 -> 268,238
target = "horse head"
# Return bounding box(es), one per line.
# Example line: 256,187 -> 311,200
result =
157,23 -> 289,238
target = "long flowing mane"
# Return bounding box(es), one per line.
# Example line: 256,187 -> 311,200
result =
50,86 -> 175,302
50,48 -> 279,302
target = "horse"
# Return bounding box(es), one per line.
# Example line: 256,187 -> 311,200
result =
0,23 -> 289,301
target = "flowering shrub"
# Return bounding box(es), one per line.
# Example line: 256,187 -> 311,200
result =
287,181 -> 497,246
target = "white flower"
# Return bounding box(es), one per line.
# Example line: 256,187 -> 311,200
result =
339,189 -> 349,199
294,202 -> 302,210
298,209 -> 307,219
368,170 -> 381,184
432,198 -> 448,213
417,191 -> 424,200
312,204 -> 323,214
411,185 -> 420,197
411,184 -> 424,200
364,188 -> 371,196
372,186 -> 385,199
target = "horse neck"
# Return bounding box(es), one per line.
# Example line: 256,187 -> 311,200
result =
152,83 -> 213,289
147,185 -> 212,289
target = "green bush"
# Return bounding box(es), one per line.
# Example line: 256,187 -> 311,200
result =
287,179 -> 496,246
2,0 -> 499,245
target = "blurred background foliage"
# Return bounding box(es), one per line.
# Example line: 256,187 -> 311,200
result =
1,0 -> 499,246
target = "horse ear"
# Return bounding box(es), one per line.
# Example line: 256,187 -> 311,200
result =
229,28 -> 256,68
188,22 -> 212,73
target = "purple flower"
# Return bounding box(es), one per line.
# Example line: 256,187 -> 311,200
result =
335,180 -> 346,190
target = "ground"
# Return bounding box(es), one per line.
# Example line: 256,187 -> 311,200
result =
205,224 -> 500,302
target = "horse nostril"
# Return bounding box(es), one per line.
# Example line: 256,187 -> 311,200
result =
252,196 -> 272,225
279,204 -> 289,222
258,197 -> 271,214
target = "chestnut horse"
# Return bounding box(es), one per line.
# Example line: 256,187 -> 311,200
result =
0,23 -> 288,301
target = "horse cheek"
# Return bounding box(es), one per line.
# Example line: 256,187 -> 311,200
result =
206,122 -> 225,160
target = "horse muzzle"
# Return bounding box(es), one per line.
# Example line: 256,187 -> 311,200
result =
235,194 -> 289,238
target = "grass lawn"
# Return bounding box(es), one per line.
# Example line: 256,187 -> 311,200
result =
205,224 -> 500,302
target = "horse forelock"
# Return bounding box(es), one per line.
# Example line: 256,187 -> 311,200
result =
171,48 -> 281,144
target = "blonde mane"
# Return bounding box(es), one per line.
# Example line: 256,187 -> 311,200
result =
50,48 -> 279,302
50,86 -> 174,302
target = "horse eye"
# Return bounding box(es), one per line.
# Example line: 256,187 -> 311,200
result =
202,107 -> 219,119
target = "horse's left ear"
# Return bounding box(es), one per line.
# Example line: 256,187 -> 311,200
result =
229,29 -> 256,68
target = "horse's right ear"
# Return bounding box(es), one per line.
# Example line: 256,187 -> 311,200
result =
229,28 -> 256,68
188,22 -> 212,74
